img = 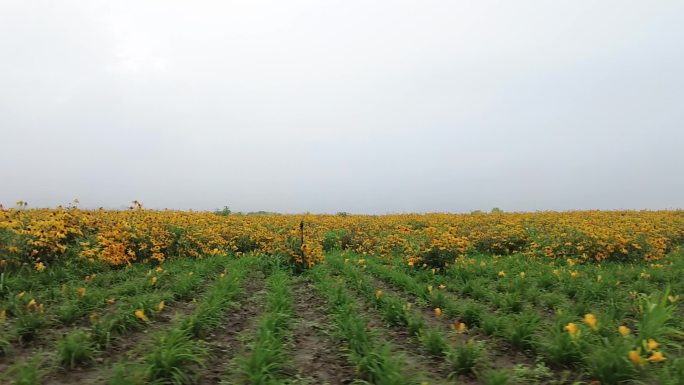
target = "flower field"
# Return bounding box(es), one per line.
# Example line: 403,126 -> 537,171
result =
0,206 -> 683,384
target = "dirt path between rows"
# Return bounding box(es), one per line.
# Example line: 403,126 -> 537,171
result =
287,279 -> 358,385
197,275 -> 267,385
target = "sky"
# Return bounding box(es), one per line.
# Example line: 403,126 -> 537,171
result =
1,0 -> 683,214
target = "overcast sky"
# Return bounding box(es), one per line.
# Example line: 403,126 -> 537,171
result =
1,1 -> 682,213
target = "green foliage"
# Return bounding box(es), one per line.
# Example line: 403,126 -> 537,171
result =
145,328 -> 207,385
446,339 -> 486,376
57,329 -> 97,368
418,327 -> 449,357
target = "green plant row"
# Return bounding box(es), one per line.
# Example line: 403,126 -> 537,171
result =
343,253 -> 684,385
235,269 -> 294,384
114,255 -> 258,385
308,263 -> 421,385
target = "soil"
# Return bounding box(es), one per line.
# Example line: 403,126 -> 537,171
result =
287,279 -> 358,385
197,275 -> 267,385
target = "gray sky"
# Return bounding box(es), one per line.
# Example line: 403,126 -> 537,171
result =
1,1 -> 683,213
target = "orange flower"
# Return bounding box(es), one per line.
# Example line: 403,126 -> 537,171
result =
583,313 -> 598,330
135,309 -> 147,321
564,322 -> 579,337
451,321 -> 467,333
434,308 -> 442,317
648,351 -> 666,363
76,287 -> 86,297
34,262 -> 46,272
646,338 -> 659,351
618,325 -> 631,336
628,350 -> 642,365
498,271 -> 505,278
151,276 -> 158,286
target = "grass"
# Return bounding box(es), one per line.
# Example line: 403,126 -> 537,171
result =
57,329 -> 97,368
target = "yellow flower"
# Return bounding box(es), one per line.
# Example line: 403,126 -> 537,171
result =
618,325 -> 631,336
552,269 -> 560,277
407,261 -> 414,267
519,272 -> 526,279
151,276 -> 158,286
375,289 -> 384,299
17,291 -> 26,299
498,271 -> 506,278
570,271 -> 579,279
157,301 -> 165,312
106,298 -> 116,305
34,262 -> 46,272
628,350 -> 642,365
76,287 -> 86,297
451,321 -> 467,333
646,338 -> 659,351
434,308 -> 442,317
583,313 -> 598,330
647,351 -> 666,363
427,285 -> 433,294
438,284 -> 446,290
668,295 -> 679,303
564,322 -> 579,337
135,309 -> 147,321
640,272 -> 650,279
357,259 -> 365,265
155,266 -> 164,273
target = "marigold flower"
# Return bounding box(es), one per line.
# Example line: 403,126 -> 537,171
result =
647,351 -> 666,363
628,350 -> 642,365
564,322 -> 579,337
434,308 -> 442,317
618,325 -> 631,336
375,289 -> 384,299
583,313 -> 598,330
151,276 -> 158,285
498,271 -> 505,278
135,309 -> 147,321
34,262 -> 46,272
155,266 -> 164,273
646,338 -> 659,351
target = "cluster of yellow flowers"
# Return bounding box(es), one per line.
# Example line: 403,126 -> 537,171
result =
565,314 -> 668,366
1,205 -> 682,269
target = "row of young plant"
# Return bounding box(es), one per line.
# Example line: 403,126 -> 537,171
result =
410,250 -> 684,330
308,263 -> 419,385
108,255 -> 259,385
344,252 -> 684,385
1,255 -> 250,384
232,269 -> 295,384
327,255 -> 499,383
0,254 -> 230,360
